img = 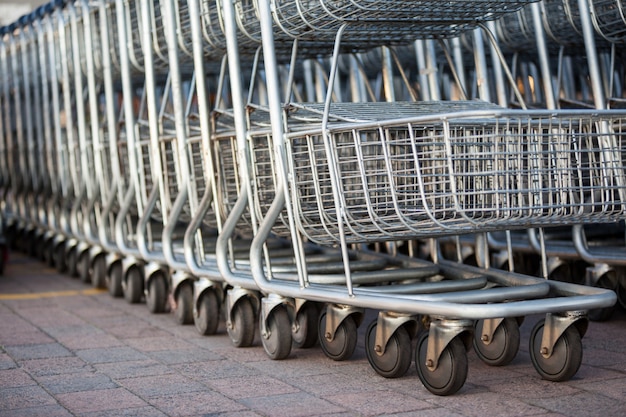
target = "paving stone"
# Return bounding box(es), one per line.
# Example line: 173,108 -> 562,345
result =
4,343 -> 73,361
483,374 -> 581,399
0,369 -> 37,389
37,371 -> 119,394
246,354 -> 349,378
147,391 -> 248,417
94,359 -> 175,379
427,391 -> 555,417
0,353 -> 17,370
17,307 -> 87,328
54,333 -> 125,350
285,372 -> 375,396
325,389 -> 433,416
567,377 -> 626,403
56,388 -> 147,414
44,324 -> 104,339
0,404 -> 74,417
124,335 -> 195,352
117,373 -> 207,398
0,330 -> 56,346
81,406 -> 169,417
205,375 -> 301,399
148,348 -> 223,364
0,314 -> 41,334
19,356 -> 93,377
197,411 -> 263,417
0,386 -> 57,411
104,324 -> 173,340
529,391 -> 624,416
76,346 -> 150,364
239,392 -> 346,417
172,360 -> 260,382
379,409 -> 467,417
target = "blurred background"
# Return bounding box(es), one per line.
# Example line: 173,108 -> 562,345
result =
0,0 -> 48,26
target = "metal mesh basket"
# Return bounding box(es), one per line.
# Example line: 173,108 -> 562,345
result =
590,0 -> 626,43
285,101 -> 626,244
123,0 -> 145,73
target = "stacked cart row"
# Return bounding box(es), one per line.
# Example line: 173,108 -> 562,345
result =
1,0 -> 625,395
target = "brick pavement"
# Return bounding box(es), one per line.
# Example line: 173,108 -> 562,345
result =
1,251 -> 625,417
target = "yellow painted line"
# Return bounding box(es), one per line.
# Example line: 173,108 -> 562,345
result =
0,288 -> 107,300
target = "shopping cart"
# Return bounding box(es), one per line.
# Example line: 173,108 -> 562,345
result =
213,0 -> 621,395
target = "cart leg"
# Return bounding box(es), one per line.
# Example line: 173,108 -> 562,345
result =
260,294 -> 294,360
585,264 -> 617,321
318,304 -> 364,361
193,278 -> 223,335
529,312 -> 587,382
226,287 -> 259,348
415,319 -> 472,396
145,263 -> 169,314
365,312 -> 417,378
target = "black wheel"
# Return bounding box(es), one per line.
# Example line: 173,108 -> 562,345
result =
66,248 -> 78,278
260,306 -> 292,360
107,262 -> 123,297
175,282 -> 194,325
365,320 -> 412,378
78,251 -> 91,284
228,297 -> 256,347
124,267 -> 144,304
415,332 -> 468,396
588,273 -> 617,322
146,274 -> 168,314
292,302 -> 319,349
318,309 -> 358,361
44,240 -> 55,267
195,289 -> 220,335
54,244 -> 66,273
529,320 -> 583,382
473,318 -> 520,366
91,256 -> 107,289
33,235 -> 44,259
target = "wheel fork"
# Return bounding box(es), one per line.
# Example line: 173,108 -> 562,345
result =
425,319 -> 473,371
539,312 -> 588,358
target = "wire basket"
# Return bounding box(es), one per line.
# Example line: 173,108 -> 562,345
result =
285,101 -> 626,244
590,0 -> 626,43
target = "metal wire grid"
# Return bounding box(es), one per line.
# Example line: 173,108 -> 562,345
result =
590,0 -> 626,43
281,101 -> 626,244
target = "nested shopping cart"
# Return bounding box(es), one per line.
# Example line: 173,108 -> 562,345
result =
206,0 -> 622,395
178,0 -> 426,349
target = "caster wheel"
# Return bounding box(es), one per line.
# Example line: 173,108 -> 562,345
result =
124,267 -> 144,304
175,282 -> 194,325
365,320 -> 412,378
54,244 -> 66,273
44,240 -> 56,268
227,297 -> 256,347
292,302 -> 319,349
473,318 -> 520,366
195,288 -> 220,335
66,248 -> 78,278
261,306 -> 292,360
147,274 -> 168,313
33,235 -> 44,259
44,241 -> 55,267
91,256 -> 107,289
107,262 -> 123,297
529,319 -> 582,382
588,273 -> 617,322
318,309 -> 358,361
415,332 -> 468,396
78,252 -> 91,284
